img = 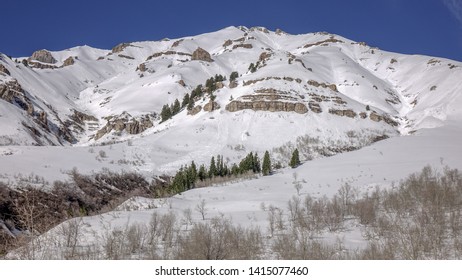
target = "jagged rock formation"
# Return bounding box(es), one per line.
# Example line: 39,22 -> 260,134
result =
95,113 -> 154,140
191,47 -> 213,62
69,109 -> 98,124
0,79 -> 34,115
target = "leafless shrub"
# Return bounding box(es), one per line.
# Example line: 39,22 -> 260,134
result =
175,217 -> 263,259
195,199 -> 207,220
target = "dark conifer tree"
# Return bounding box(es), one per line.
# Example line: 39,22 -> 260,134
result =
198,164 -> 207,181
289,148 -> 301,168
172,99 -> 181,115
209,156 -> 216,178
187,97 -> 195,111
160,104 -> 172,122
262,151 -> 272,176
182,93 -> 190,108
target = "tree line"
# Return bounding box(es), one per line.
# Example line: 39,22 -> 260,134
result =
168,150 -> 273,194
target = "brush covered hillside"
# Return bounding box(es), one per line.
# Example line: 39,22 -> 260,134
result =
1,26 -> 462,259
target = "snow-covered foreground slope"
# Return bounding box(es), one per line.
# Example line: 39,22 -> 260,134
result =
9,120 -> 462,259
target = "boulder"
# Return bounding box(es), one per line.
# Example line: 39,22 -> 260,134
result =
203,101 -> 220,112
177,79 -> 186,87
229,80 -> 238,89
369,112 -> 382,122
191,47 -> 214,62
137,63 -> 147,72
188,105 -> 202,115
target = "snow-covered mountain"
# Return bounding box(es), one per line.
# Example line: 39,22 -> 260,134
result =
1,26 -> 461,182
2,26 -> 462,259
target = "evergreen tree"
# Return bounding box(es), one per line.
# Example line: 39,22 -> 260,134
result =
289,148 -> 301,168
191,84 -> 202,99
248,63 -> 257,73
160,104 -> 172,122
230,71 -> 239,81
253,153 -> 261,173
209,156 -> 216,178
231,163 -> 239,176
216,155 -> 223,177
188,161 -> 197,187
172,99 -> 181,115
262,151 -> 272,176
187,97 -> 195,111
182,93 -> 190,108
198,164 -> 207,181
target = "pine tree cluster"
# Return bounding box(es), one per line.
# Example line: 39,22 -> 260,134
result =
167,151 -> 272,194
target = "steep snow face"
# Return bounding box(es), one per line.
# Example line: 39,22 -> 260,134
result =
0,26 -> 461,182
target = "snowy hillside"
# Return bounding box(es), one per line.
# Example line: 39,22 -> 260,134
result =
1,26 -> 462,259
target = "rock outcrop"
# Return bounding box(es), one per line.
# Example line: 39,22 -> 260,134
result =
30,50 -> 57,64
233,43 -> 253,49
328,109 -> 357,118
203,101 -> 220,112
111,43 -> 131,53
62,56 -> 75,66
0,64 -> 10,75
191,47 -> 214,62
69,109 -> 98,125
307,80 -> 338,92
223,39 -> 233,47
303,37 -> 344,48
308,102 -> 322,113
369,111 -> 399,126
226,100 -> 308,114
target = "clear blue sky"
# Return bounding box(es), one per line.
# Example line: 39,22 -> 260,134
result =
1,0 -> 461,61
